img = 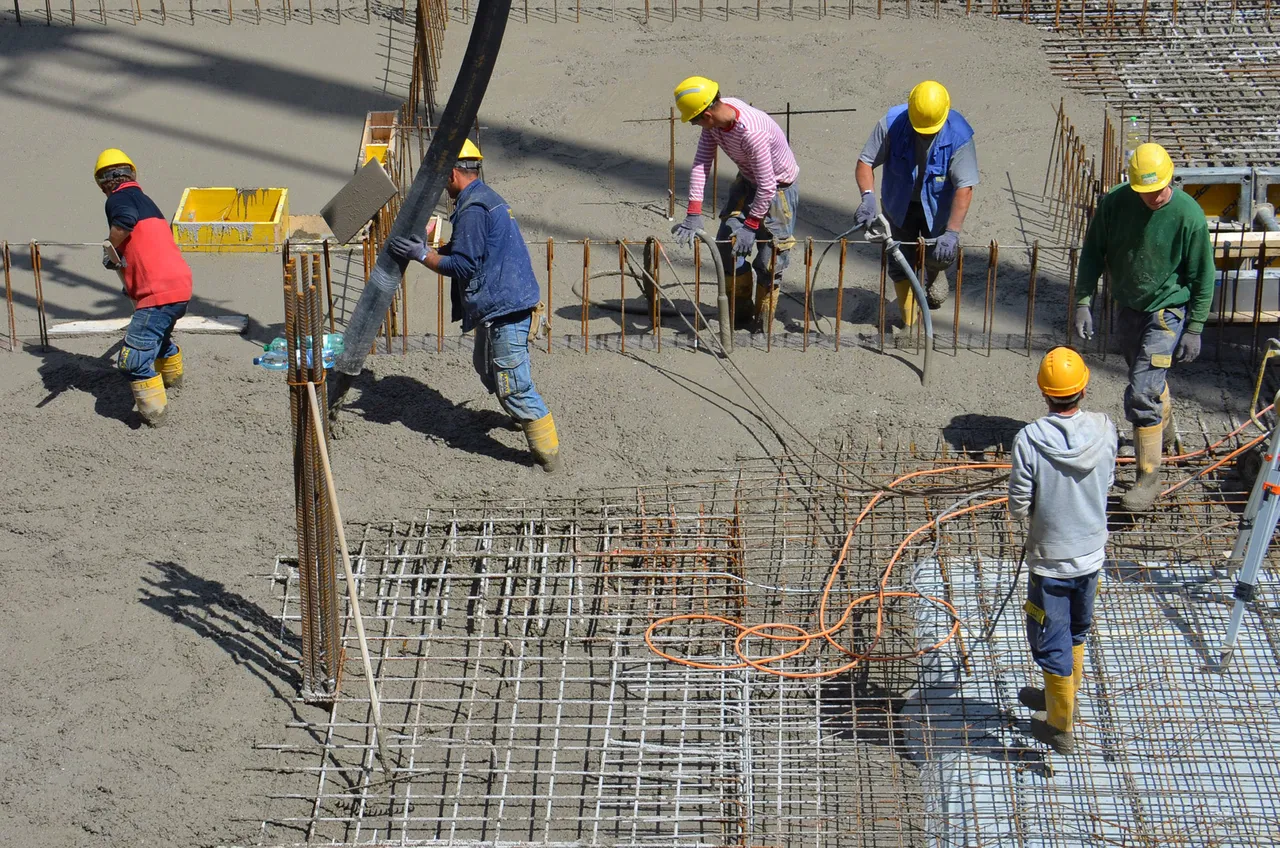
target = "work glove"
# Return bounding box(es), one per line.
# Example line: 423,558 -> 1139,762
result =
726,218 -> 757,257
102,254 -> 124,271
853,191 -> 878,230
387,234 -> 428,264
1175,330 -> 1201,364
933,230 -> 960,265
670,213 -> 703,248
1074,304 -> 1093,340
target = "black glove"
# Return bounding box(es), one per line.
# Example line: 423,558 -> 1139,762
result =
1175,330 -> 1201,364
933,230 -> 960,265
727,219 -> 757,257
853,191 -> 878,230
387,234 -> 427,264
670,213 -> 703,248
1074,304 -> 1093,340
102,254 -> 124,271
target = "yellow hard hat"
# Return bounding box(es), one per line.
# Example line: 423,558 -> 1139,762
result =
94,148 -> 135,178
1037,346 -> 1090,398
458,139 -> 483,161
1128,143 -> 1173,194
674,76 -> 719,123
907,81 -> 950,135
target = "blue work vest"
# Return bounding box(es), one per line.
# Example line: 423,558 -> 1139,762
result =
448,181 -> 541,332
880,104 -> 975,236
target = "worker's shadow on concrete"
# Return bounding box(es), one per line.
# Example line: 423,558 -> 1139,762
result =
139,561 -> 308,716
29,343 -> 142,429
342,373 -> 532,466
943,413 -> 1029,456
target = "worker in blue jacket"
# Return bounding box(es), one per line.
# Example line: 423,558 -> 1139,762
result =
853,81 -> 979,329
388,141 -> 561,472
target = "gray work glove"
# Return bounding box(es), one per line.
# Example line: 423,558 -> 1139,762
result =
853,191 -> 878,230
933,230 -> 960,265
387,234 -> 427,264
725,218 -> 757,257
1175,330 -> 1201,364
1074,304 -> 1094,340
671,213 -> 703,248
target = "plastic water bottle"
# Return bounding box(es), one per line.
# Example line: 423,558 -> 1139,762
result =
1124,116 -> 1143,169
253,334 -> 344,370
253,338 -> 289,370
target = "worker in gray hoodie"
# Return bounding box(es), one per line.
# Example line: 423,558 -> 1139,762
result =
1008,346 -> 1118,755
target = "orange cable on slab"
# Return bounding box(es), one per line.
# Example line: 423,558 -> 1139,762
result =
642,412 -> 1274,679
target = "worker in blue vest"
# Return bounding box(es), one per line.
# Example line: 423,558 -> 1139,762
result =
388,140 -> 561,473
853,81 -> 979,329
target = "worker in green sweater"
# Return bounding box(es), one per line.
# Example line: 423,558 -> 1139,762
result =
1073,143 -> 1215,512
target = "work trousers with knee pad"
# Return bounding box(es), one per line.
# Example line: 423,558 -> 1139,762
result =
1116,305 -> 1185,428
717,176 -> 799,291
472,309 -> 550,423
1025,568 -> 1101,677
117,301 -> 187,380
886,202 -> 952,285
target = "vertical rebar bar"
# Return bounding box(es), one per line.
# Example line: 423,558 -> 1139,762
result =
953,248 -> 963,354
582,241 -> 591,354
1026,241 -> 1039,355
31,242 -> 47,350
2,242 -> 14,352
653,241 -> 662,352
547,237 -> 554,355
618,240 -> 626,355
878,245 -> 887,353
694,236 -> 702,344
803,238 -> 812,352
436,269 -> 443,353
767,249 -> 777,352
1252,239 -> 1267,366
835,238 -> 846,352
1066,246 -> 1078,346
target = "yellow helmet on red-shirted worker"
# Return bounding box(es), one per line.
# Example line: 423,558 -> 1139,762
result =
674,76 -> 719,123
1037,346 -> 1090,398
1128,143 -> 1174,194
907,81 -> 950,135
94,148 -> 135,178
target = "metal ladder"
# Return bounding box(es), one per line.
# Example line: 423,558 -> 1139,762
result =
1220,386 -> 1280,668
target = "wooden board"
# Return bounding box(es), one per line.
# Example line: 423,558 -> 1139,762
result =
320,160 -> 398,245
1212,231 -> 1280,255
48,314 -> 249,338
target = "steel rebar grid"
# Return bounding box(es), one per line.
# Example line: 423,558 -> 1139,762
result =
258,426 -> 1280,846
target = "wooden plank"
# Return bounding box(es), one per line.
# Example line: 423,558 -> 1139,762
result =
47,314 -> 249,338
1212,231 -> 1279,255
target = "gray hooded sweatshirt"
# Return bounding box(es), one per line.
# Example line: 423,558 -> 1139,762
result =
1008,410 -> 1117,574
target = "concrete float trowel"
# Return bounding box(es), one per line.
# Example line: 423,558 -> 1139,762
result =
325,0 -> 515,415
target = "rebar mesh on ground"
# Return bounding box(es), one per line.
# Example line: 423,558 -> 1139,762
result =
258,431 -> 1280,847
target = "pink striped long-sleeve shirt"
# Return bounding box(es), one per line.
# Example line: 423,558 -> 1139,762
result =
687,97 -> 799,227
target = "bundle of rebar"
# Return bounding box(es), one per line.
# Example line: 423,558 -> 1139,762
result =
285,255 -> 341,703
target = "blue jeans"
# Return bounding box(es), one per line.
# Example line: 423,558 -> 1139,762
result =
1116,305 -> 1185,428
472,310 -> 549,423
118,301 -> 187,380
1024,569 -> 1101,677
718,176 -> 800,289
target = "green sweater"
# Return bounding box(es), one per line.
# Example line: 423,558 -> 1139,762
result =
1075,185 -> 1216,334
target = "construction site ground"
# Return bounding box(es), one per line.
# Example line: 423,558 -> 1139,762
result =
0,10 -> 1266,848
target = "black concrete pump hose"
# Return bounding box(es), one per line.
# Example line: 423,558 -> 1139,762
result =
328,0 -> 514,411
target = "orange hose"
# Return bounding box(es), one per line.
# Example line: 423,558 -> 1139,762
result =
642,412 -> 1272,679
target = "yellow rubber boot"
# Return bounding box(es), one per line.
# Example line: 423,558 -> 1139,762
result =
522,412 -> 562,473
1160,386 -> 1176,452
752,283 -> 779,335
130,375 -> 168,427
1030,671 -> 1076,754
1071,642 -> 1086,708
730,268 -> 755,330
156,347 -> 184,393
1121,424 -> 1164,512
894,279 -> 917,328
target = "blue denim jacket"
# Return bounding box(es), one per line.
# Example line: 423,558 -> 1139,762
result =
880,104 -> 975,236
438,180 -> 541,332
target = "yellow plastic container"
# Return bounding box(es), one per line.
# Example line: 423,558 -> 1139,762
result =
358,111 -> 398,172
171,187 -> 289,253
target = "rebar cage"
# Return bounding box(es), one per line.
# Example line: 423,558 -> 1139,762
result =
257,433 -> 1280,847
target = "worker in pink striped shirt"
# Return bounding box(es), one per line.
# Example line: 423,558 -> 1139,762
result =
671,76 -> 800,334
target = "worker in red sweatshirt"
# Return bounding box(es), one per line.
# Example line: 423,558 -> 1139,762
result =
95,149 -> 193,427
